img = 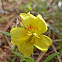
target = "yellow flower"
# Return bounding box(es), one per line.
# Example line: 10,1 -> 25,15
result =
10,12 -> 53,57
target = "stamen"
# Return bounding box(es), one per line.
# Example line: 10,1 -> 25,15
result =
26,30 -> 28,32
34,26 -> 38,30
38,37 -> 41,39
34,26 -> 36,29
30,41 -> 33,43
30,25 -> 33,28
26,33 -> 28,36
30,41 -> 35,44
27,27 -> 30,30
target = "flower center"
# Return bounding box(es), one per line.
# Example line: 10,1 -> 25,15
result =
26,25 -> 41,44
26,25 -> 38,33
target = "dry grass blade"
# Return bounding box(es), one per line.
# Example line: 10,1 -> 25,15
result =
35,52 -> 45,62
4,35 -> 13,48
52,44 -> 62,62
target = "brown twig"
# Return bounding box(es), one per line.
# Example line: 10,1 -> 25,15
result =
4,35 -> 13,48
35,52 -> 45,62
53,39 -> 62,42
52,44 -> 62,62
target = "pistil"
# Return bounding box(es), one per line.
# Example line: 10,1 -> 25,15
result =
30,41 -> 35,44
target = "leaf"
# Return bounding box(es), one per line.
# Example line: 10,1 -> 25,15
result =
12,45 -> 16,52
0,32 -> 11,37
43,52 -> 60,62
13,52 -> 34,62
1,17 -> 6,21
12,57 -> 16,62
20,58 -> 26,62
25,57 -> 34,62
13,52 -> 24,59
21,57 -> 34,62
59,41 -> 62,52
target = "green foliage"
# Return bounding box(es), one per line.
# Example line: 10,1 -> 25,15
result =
56,0 -> 62,52
0,32 -> 11,37
1,17 -> 6,21
43,52 -> 60,62
12,57 -> 16,62
13,52 -> 24,58
33,0 -> 48,14
59,41 -> 62,52
12,45 -> 34,62
21,57 -> 34,62
47,23 -> 62,36
12,45 -> 17,52
13,52 -> 34,62
5,60 -> 8,62
19,0 -> 48,14
19,0 -> 32,13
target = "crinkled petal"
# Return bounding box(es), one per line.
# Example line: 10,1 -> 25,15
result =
34,35 -> 53,52
10,28 -> 30,45
20,12 -> 36,28
18,41 -> 34,57
20,12 -> 47,34
36,14 -> 48,34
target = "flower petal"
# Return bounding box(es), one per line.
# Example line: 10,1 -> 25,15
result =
36,14 -> 48,34
34,35 -> 53,52
18,41 -> 34,57
20,12 -> 36,28
10,28 -> 30,45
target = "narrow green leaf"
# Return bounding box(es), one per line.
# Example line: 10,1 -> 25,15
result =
13,52 -> 24,58
1,17 -> 6,21
43,52 -> 60,62
21,58 -> 26,62
12,57 -> 16,62
12,45 -> 16,52
25,57 -> 34,62
21,57 -> 34,62
13,52 -> 34,62
0,32 -> 11,37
